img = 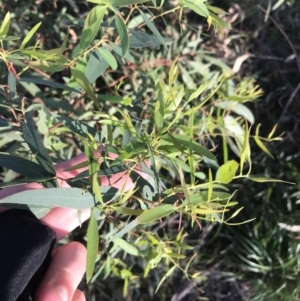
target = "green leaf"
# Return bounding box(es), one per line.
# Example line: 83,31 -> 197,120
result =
110,43 -> 134,62
154,81 -> 164,129
71,67 -> 100,110
139,10 -> 165,45
20,77 -> 81,93
86,210 -> 99,282
115,15 -> 129,56
56,115 -> 102,142
70,50 -> 109,98
161,134 -> 217,161
80,18 -> 102,50
114,238 -> 139,256
8,71 -> 16,100
21,112 -> 56,179
248,177 -> 294,184
29,60 -> 65,73
110,219 -> 139,241
254,124 -> 274,159
155,265 -> 176,293
138,204 -> 175,224
0,154 -> 44,178
184,0 -> 209,17
215,101 -> 255,124
84,5 -> 106,28
0,12 -> 11,37
111,0 -> 148,6
129,30 -> 161,49
216,160 -> 239,184
0,176 -> 55,188
0,187 -> 96,208
20,22 -> 42,49
98,48 -> 118,71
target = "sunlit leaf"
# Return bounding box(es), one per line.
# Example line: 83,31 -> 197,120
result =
115,14 -> 129,56
0,12 -> 11,37
114,238 -> 139,256
86,210 -> 99,282
138,205 -> 175,224
20,22 -> 42,49
216,160 -> 239,184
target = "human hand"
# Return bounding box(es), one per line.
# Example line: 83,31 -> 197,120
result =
0,148 -> 150,301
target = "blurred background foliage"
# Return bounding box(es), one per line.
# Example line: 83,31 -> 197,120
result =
0,0 -> 300,300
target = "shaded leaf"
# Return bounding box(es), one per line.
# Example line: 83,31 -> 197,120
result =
98,48 -> 118,70
8,71 -> 16,100
71,67 -> 100,110
184,0 -> 209,17
21,112 -> 56,179
110,219 -> 139,241
20,77 -> 81,93
129,30 -> 161,49
56,115 -> 102,142
111,0 -> 148,5
0,153 -> 44,178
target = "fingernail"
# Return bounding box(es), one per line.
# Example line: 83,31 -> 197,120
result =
55,285 -> 68,301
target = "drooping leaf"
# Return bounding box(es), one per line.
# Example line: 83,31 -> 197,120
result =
71,67 -> 100,110
110,219 -> 139,241
139,10 -> 165,45
98,48 -> 118,71
129,30 -> 162,49
70,50 -> 109,98
184,0 -> 209,17
0,176 -> 55,188
115,14 -> 129,56
8,71 -> 16,100
21,112 -> 56,179
86,210 -> 99,282
80,14 -> 103,50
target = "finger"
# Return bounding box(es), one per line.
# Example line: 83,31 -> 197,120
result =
71,289 -> 86,301
41,207 -> 91,240
34,242 -> 86,301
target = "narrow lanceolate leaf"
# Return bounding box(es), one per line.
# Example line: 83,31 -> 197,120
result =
161,134 -> 217,161
0,154 -> 44,178
216,160 -> 239,184
0,187 -> 103,209
71,67 -> 100,110
254,124 -> 274,159
20,22 -> 42,49
8,71 -> 16,100
138,205 -> 175,224
114,238 -> 139,256
21,112 -> 56,178
86,210 -> 99,282
155,265 -> 176,293
98,48 -> 118,71
139,10 -> 165,45
111,0 -> 148,6
56,116 -> 102,142
184,0 -> 209,17
0,12 -> 11,37
115,15 -> 129,56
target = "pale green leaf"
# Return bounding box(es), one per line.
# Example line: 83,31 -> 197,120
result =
21,22 -> 42,49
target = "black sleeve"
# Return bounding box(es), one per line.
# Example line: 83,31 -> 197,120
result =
0,209 -> 56,301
